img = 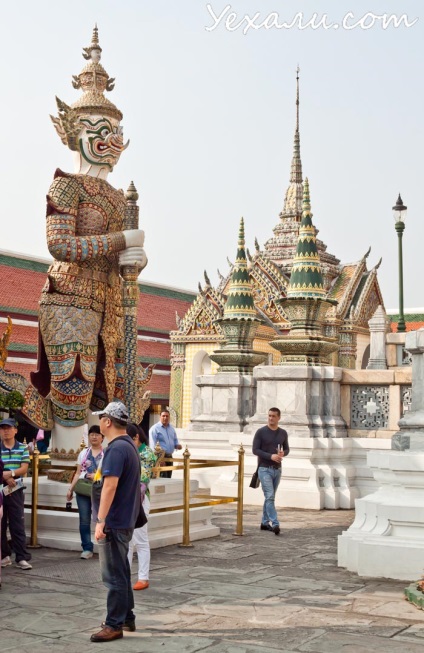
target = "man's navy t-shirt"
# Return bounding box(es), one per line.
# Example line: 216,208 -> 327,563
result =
100,434 -> 141,529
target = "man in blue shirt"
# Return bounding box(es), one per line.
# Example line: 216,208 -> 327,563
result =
90,401 -> 143,643
149,410 -> 182,478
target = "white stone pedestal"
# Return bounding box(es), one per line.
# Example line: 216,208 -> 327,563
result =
338,449 -> 424,580
23,477 -> 220,551
246,365 -> 347,437
189,373 -> 256,432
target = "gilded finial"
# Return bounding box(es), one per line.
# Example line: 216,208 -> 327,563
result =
254,237 -> 260,252
238,217 -> 245,249
204,270 -> 211,287
126,181 -> 139,202
92,24 -> 100,46
287,66 -> 303,188
303,177 -> 311,213
83,24 -> 102,61
296,65 -> 300,132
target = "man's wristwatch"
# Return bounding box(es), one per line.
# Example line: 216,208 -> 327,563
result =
11,470 -> 15,478
96,517 -> 106,524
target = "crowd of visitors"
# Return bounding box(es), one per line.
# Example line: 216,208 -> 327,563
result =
1,402 -> 288,642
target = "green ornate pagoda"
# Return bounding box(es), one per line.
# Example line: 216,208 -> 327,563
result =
270,179 -> 339,365
210,218 -> 267,373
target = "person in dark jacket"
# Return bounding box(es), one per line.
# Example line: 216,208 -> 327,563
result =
252,407 -> 289,536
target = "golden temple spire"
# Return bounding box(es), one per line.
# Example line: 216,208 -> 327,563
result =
290,66 -> 302,185
295,65 -> 300,132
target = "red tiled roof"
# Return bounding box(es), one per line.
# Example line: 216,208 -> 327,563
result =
4,362 -> 37,378
137,340 -> 169,357
6,324 -> 38,347
138,294 -> 189,331
390,321 -> 424,332
148,373 -> 171,397
0,254 -> 195,404
0,265 -> 46,312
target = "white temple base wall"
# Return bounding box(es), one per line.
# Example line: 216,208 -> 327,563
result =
338,450 -> 424,580
23,477 -> 219,550
247,365 -> 348,438
188,373 -> 257,432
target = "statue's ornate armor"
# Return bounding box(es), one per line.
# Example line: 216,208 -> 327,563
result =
0,27 -> 151,432
31,170 -> 127,426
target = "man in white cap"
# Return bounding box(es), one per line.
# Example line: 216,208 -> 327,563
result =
90,402 -> 145,643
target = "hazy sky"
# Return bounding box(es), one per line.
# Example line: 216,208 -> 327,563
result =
0,0 -> 422,310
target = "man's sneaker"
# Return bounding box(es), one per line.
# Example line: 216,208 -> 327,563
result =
1,556 -> 12,567
16,560 -> 32,570
272,525 -> 280,536
80,550 -> 93,560
260,523 -> 272,531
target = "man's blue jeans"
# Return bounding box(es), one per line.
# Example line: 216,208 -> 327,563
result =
98,527 -> 135,629
258,466 -> 282,528
75,493 -> 93,553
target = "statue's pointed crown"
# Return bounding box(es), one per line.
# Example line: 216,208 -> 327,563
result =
70,25 -> 122,121
223,218 -> 257,320
51,26 -> 122,150
286,178 -> 326,298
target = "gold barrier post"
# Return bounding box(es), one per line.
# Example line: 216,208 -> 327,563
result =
29,442 -> 41,548
179,445 -> 193,547
233,443 -> 244,536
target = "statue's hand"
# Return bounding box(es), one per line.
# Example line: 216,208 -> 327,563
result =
123,229 -> 145,248
119,246 -> 148,271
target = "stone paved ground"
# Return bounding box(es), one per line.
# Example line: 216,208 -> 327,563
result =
2,505 -> 424,652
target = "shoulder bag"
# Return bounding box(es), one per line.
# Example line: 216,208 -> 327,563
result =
249,464 -> 260,489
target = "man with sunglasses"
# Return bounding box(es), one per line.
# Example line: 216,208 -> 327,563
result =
0,418 -> 32,570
